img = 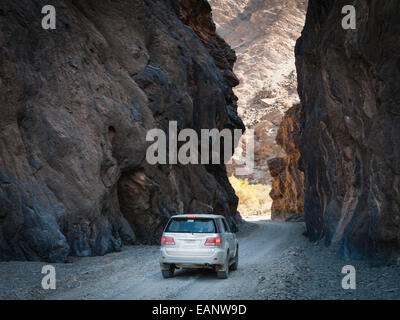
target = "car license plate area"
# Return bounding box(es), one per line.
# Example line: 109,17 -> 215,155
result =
182,239 -> 199,247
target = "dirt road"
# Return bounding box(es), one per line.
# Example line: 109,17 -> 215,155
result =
0,219 -> 399,300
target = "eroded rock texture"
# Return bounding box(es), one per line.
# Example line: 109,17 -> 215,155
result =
0,0 -> 243,261
268,104 -> 304,219
296,0 -> 400,264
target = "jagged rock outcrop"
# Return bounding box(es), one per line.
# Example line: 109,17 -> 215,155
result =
0,0 -> 243,261
296,0 -> 400,264
268,104 -> 304,219
209,0 -> 307,183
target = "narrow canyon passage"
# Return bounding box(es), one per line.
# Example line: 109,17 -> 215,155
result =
211,0 -> 400,266
0,0 -> 399,301
209,0 -> 307,219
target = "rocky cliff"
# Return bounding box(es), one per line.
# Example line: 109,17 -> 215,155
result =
296,0 -> 400,264
268,104 -> 304,219
0,0 -> 243,262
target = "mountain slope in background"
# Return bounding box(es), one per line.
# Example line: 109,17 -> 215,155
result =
209,0 -> 307,184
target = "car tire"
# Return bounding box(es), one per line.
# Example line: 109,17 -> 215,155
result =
161,265 -> 174,278
230,246 -> 238,271
216,256 -> 229,279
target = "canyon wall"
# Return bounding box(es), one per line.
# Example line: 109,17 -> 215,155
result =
268,104 -> 304,219
296,0 -> 400,264
0,0 -> 243,262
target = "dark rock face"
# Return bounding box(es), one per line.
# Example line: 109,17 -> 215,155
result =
296,0 -> 400,264
268,104 -> 304,219
0,0 -> 243,261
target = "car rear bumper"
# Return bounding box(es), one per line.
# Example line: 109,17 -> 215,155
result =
159,247 -> 227,268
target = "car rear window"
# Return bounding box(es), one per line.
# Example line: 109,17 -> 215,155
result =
165,218 -> 216,233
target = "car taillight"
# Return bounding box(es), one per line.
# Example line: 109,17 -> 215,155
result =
204,237 -> 222,246
161,236 -> 175,245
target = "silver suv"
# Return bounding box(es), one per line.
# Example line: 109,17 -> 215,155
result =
159,214 -> 239,279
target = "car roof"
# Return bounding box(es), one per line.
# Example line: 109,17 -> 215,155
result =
170,214 -> 224,219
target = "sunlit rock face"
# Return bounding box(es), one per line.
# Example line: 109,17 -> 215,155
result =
268,104 -> 304,220
296,0 -> 400,264
209,0 -> 307,184
0,0 -> 243,261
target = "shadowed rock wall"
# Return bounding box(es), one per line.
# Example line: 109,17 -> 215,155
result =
296,0 -> 400,264
0,0 -> 243,261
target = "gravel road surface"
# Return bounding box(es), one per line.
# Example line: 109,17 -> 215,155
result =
1,218 -> 399,300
